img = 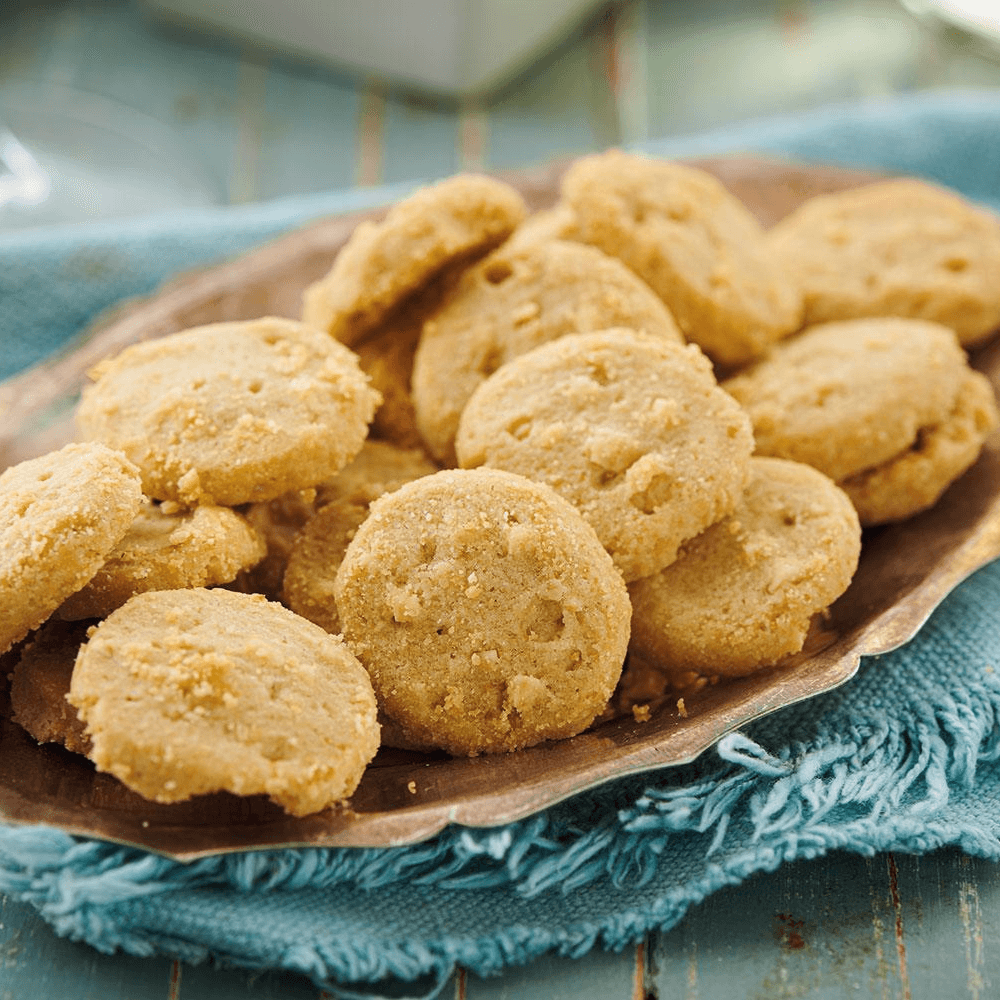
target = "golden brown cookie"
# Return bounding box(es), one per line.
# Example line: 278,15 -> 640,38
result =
561,151 -> 802,367
76,317 -> 381,506
236,490 -> 319,601
0,442 -> 143,654
839,369 -> 999,525
283,441 -> 437,633
10,619 -> 93,754
355,317 -> 425,450
314,439 -> 438,508
629,457 -> 861,677
455,329 -> 754,581
57,500 -> 266,620
334,468 -> 631,756
68,588 -> 380,816
302,174 -> 527,346
767,178 -> 1000,346
723,318 -> 970,483
241,441 -> 436,602
506,203 -> 580,249
412,239 -> 683,464
353,268 -> 460,450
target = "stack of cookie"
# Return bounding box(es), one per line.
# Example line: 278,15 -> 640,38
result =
1,156 -> 998,816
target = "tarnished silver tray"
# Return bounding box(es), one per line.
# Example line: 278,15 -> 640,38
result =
2,156 -> 999,860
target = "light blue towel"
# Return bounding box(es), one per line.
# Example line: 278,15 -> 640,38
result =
2,90 -> 1000,999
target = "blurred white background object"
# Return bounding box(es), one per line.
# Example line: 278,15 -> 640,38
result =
2,0 -> 1000,229
0,86 -> 221,230
903,0 -> 1000,43
141,0 -> 606,96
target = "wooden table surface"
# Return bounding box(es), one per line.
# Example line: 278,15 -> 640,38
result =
3,2 -> 1000,996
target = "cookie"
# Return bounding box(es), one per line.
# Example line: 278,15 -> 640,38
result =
839,369 -> 999,525
10,619 -> 93,754
412,239 -> 683,464
629,457 -> 861,677
68,589 -> 380,816
353,267 -> 461,450
766,178 -> 1000,346
723,318 -> 970,483
313,438 -> 438,508
334,467 -> 631,756
561,151 -> 802,367
506,203 -> 579,249
0,442 -> 143,654
455,329 -> 754,582
57,500 -> 267,620
237,489 -> 320,601
76,317 -> 381,506
283,441 -> 437,632
241,441 -> 436,602
302,174 -> 527,346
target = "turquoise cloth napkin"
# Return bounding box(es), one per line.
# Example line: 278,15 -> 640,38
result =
2,90 -> 1000,999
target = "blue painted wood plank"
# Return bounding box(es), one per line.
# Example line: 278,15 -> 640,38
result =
0,891 -> 334,1000
465,943 -> 638,1000
0,893 -> 175,1000
642,0 -> 930,139
177,957 -> 321,999
256,59 -> 361,200
649,847 -> 1000,999
381,91 -> 459,186
485,28 -> 602,171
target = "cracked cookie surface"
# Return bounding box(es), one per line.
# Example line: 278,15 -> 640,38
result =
456,329 -> 754,581
68,588 -> 379,816
333,468 -> 630,755
0,442 -> 142,653
629,457 -> 861,677
723,317 -> 970,483
767,178 -> 1000,346
302,174 -> 527,346
76,317 -> 380,506
561,151 -> 802,366
412,238 -> 682,464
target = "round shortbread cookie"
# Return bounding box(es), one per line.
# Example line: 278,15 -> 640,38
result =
561,151 -> 803,367
302,174 -> 527,346
68,589 -> 380,816
333,468 -> 631,756
0,442 -> 143,654
238,490 -> 320,602
241,441 -> 436,601
629,457 -> 861,678
455,330 -> 754,582
766,178 -> 1000,346
57,500 -> 266,620
76,317 -> 381,506
723,318 -> 970,483
839,369 -> 999,526
283,502 -> 373,635
354,267 -> 460,450
314,439 -> 438,508
355,316 -> 425,450
412,239 -> 683,464
11,619 -> 93,754
283,441 -> 437,633
505,203 -> 580,250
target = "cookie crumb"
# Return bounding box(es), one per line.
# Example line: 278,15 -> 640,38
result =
677,698 -> 688,718
407,780 -> 417,794
632,703 -> 651,723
